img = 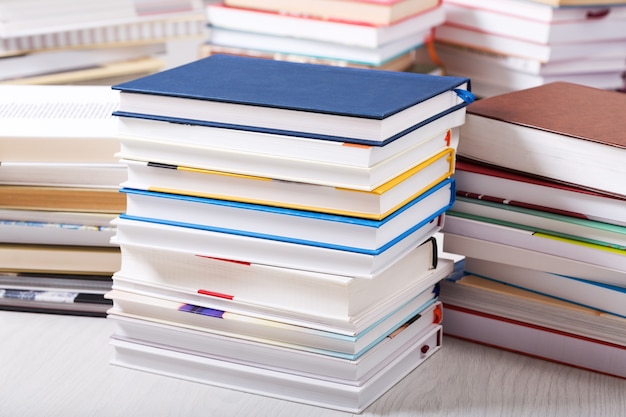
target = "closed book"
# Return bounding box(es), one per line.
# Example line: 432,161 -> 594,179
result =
110,324 -> 442,413
442,232 -> 626,285
450,196 -> 626,250
457,82 -> 626,197
442,1 -> 626,44
206,25 -> 431,67
106,285 -> 438,355
120,177 -> 454,253
222,0 -> 441,26
112,236 -> 438,322
0,243 -> 120,275
439,274 -> 626,347
121,146 -> 455,220
434,24 -> 626,62
442,215 -> 626,273
0,85 -> 120,164
462,257 -> 626,318
0,185 -> 126,213
453,158 -> 626,227
112,214 -> 444,278
443,304 -> 626,380
109,303 -> 442,385
0,162 -> 127,189
206,3 -> 445,48
116,118 -> 461,191
112,54 -> 473,146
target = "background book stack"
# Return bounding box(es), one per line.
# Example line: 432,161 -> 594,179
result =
0,0 -> 208,85
0,84 -> 124,316
201,0 -> 446,74
106,54 -> 475,412
432,0 -> 626,97
439,81 -> 626,379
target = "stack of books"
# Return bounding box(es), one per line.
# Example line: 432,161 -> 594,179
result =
200,0 -> 446,72
0,0 -> 207,85
433,0 -> 626,97
0,85 -> 125,316
439,82 -> 626,379
105,54 -> 475,412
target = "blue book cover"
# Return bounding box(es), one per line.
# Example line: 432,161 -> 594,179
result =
112,54 -> 474,146
120,178 -> 455,255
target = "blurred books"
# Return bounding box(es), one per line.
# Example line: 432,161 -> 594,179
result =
201,1 -> 446,73
0,85 -> 124,316
433,0 -> 626,97
0,0 -> 208,85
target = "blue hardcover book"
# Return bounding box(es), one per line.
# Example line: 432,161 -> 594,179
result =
112,54 -> 474,146
120,177 -> 455,254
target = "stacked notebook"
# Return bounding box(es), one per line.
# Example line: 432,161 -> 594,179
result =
440,82 -> 626,379
106,54 -> 474,412
433,0 -> 626,97
201,0 -> 446,72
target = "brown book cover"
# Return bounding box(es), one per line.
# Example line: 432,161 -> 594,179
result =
466,82 -> 626,150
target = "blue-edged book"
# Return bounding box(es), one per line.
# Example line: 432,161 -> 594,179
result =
112,54 -> 474,146
120,177 -> 455,254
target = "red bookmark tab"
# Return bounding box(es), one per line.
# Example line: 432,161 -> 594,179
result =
197,289 -> 234,300
195,255 -> 251,266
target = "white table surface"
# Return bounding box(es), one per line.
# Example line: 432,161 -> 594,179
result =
2,309 -> 625,417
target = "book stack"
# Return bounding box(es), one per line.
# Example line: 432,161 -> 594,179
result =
105,54 -> 475,412
439,82 -> 626,379
0,0 -> 207,85
200,0 -> 446,73
433,0 -> 626,97
0,85 -> 124,316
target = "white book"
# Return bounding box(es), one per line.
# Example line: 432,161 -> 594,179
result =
442,232 -> 626,286
112,237 -> 439,322
0,43 -> 166,81
442,2 -> 626,44
442,215 -> 626,273
443,305 -> 626,380
206,3 -> 445,48
439,274 -> 626,347
0,85 -> 120,163
106,287 -> 438,355
463,257 -> 626,318
117,133 -> 458,191
109,305 -> 442,385
110,324 -> 442,413
112,214 -> 444,278
0,162 -> 127,188
434,24 -> 626,62
116,109 -> 464,169
207,25 -> 429,66
121,146 -> 455,220
120,177 -> 454,253
435,42 -> 626,76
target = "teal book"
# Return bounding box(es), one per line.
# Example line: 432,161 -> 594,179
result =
112,54 -> 474,146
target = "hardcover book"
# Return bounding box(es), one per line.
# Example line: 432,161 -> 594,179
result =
112,54 -> 473,146
453,159 -> 626,227
121,146 -> 455,220
110,324 -> 443,413
112,236 -> 439,322
112,215 -> 444,278
206,2 -> 445,49
457,82 -> 626,197
110,304 -> 442,385
221,0 -> 442,26
119,177 -> 455,253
